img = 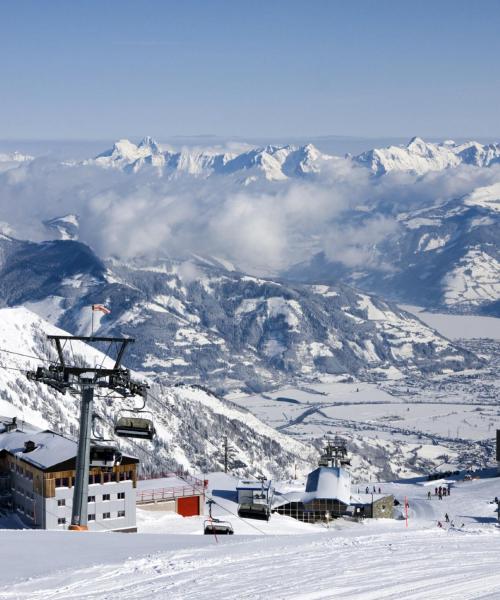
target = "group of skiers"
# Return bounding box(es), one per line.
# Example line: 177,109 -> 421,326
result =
427,484 -> 451,500
437,513 -> 464,529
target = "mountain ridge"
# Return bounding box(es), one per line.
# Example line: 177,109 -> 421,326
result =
82,135 -> 500,179
0,236 -> 481,393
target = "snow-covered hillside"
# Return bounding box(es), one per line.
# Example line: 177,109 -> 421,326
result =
288,180 -> 500,314
0,237 -> 480,392
0,307 -> 314,479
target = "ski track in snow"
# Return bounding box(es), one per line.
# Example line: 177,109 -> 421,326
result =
3,530 -> 500,600
3,473 -> 500,600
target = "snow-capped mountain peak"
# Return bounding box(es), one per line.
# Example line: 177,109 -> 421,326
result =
85,138 -> 334,181
353,137 -> 500,176
137,136 -> 162,153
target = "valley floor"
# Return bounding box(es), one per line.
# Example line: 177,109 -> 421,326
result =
2,472 -> 500,599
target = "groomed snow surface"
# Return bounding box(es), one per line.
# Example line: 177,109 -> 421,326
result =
2,471 -> 500,599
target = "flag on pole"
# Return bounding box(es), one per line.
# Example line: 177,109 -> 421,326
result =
92,304 -> 111,314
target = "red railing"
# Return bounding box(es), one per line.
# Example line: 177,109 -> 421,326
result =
136,485 -> 203,504
137,470 -> 205,488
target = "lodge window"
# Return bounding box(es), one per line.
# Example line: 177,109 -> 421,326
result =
88,495 -> 96,503
58,518 -> 66,525
55,477 -> 69,488
117,510 -> 125,518
103,472 -> 112,484
117,492 -> 125,500
94,474 -> 102,484
88,514 -> 95,521
102,512 -> 110,519
57,499 -> 66,507
102,494 -> 110,501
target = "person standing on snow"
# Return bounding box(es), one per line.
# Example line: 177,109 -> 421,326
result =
445,513 -> 449,523
427,491 -> 431,500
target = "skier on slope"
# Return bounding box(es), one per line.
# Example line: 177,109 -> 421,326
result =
445,513 -> 449,523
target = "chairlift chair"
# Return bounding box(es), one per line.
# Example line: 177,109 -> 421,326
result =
237,503 -> 271,521
114,395 -> 156,440
114,412 -> 156,440
203,518 -> 234,535
89,443 -> 122,468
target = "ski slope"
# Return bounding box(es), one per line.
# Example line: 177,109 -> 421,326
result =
2,472 -> 500,599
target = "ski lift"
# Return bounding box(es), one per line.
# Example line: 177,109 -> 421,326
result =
114,395 -> 156,440
89,412 -> 122,468
204,518 -> 234,535
204,499 -> 234,535
237,477 -> 273,521
89,443 -> 122,468
237,503 -> 271,521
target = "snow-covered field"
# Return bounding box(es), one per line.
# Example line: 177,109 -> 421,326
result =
401,305 -> 500,340
2,471 -> 500,599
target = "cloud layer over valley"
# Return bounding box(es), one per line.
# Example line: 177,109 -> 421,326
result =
1,138 -> 500,277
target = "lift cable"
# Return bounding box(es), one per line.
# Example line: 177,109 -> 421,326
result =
0,347 -> 52,363
126,437 -> 269,536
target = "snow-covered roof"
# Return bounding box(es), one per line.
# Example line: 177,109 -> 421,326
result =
273,467 -> 351,508
237,479 -> 272,491
0,417 -> 137,471
350,493 -> 390,505
305,467 -> 351,504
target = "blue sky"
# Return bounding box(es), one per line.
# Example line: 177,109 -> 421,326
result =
1,0 -> 499,140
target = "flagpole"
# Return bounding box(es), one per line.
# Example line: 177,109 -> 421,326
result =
91,306 -> 94,337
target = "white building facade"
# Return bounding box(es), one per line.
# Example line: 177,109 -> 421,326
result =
0,418 -> 138,532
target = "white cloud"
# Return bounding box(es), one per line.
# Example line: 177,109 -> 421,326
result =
0,156 -> 499,276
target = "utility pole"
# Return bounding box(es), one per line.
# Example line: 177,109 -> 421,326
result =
27,335 -> 147,531
223,436 -> 228,473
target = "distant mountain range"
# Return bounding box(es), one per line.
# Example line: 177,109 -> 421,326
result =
80,135 -> 500,180
353,137 -> 500,175
83,136 -> 335,182
1,135 -> 500,316
0,236 -> 480,393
